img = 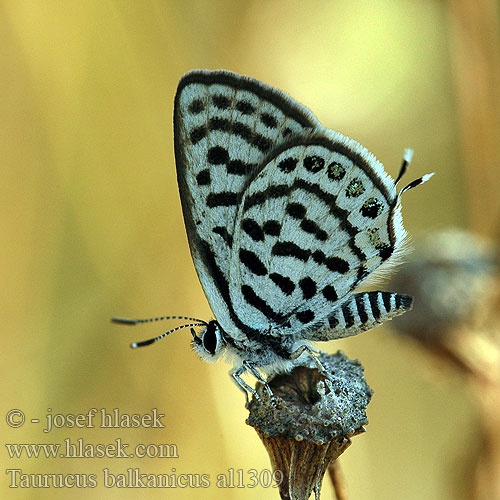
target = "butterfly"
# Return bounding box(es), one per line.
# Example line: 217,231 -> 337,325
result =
113,70 -> 433,401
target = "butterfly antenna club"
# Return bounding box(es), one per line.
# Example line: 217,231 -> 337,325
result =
394,148 -> 414,185
400,172 -> 435,196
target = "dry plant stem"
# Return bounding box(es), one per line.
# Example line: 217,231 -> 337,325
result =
256,432 -> 351,500
328,461 -> 350,500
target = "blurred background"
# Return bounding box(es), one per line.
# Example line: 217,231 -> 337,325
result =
2,1 -> 499,499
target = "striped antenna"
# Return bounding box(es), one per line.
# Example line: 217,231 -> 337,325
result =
111,315 -> 207,325
392,149 -> 434,197
395,148 -> 414,185
130,323 -> 207,349
400,172 -> 435,196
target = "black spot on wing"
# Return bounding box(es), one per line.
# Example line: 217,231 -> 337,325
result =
300,219 -> 328,241
322,285 -> 338,302
296,309 -> 315,324
327,162 -> 345,181
239,249 -> 267,276
304,155 -> 325,173
312,250 -> 349,274
244,184 -> 289,210
207,146 -> 229,165
270,273 -> 295,296
263,220 -> 281,236
190,126 -> 207,144
188,99 -> 204,114
236,100 -> 255,115
278,157 -> 298,173
356,266 -> 369,284
209,117 -> 231,132
212,94 -> 231,109
286,202 -> 307,219
260,112 -> 278,128
242,219 -> 264,242
231,122 -> 272,152
312,250 -> 324,264
299,219 -> 316,233
231,122 -> 252,141
299,277 -> 316,300
227,159 -> 256,175
251,132 -> 272,152
206,117 -> 271,153
328,314 -> 339,328
206,192 -> 238,207
272,241 -> 311,262
196,169 -> 211,186
241,285 -> 285,323
325,257 -> 349,274
361,198 -> 384,218
379,246 -> 393,260
346,178 -> 365,198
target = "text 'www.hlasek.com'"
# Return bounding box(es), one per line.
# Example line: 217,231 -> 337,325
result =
4,408 -> 283,489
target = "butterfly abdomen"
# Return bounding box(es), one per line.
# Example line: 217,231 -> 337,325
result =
303,291 -> 413,342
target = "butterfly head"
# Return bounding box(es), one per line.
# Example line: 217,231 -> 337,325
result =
191,320 -> 226,363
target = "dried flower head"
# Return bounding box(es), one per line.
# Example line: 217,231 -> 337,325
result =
247,351 -> 372,500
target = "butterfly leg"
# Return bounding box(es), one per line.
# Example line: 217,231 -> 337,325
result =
289,344 -> 333,380
230,365 -> 260,404
230,363 -> 275,405
290,343 -> 324,364
242,361 -> 275,402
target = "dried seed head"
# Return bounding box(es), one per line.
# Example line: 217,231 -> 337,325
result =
246,351 -> 372,500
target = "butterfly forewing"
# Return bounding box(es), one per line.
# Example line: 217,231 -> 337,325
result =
229,133 -> 402,335
174,70 -> 321,337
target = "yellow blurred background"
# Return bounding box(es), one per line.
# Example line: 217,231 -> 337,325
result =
2,1 -> 499,499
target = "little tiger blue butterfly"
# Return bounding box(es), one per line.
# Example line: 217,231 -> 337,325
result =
113,70 -> 433,400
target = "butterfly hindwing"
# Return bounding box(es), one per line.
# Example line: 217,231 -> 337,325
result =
229,132 -> 405,336
174,70 -> 321,337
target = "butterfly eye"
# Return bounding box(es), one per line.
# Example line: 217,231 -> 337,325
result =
203,324 -> 218,355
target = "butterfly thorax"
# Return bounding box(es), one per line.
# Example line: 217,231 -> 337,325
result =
192,319 -> 310,373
